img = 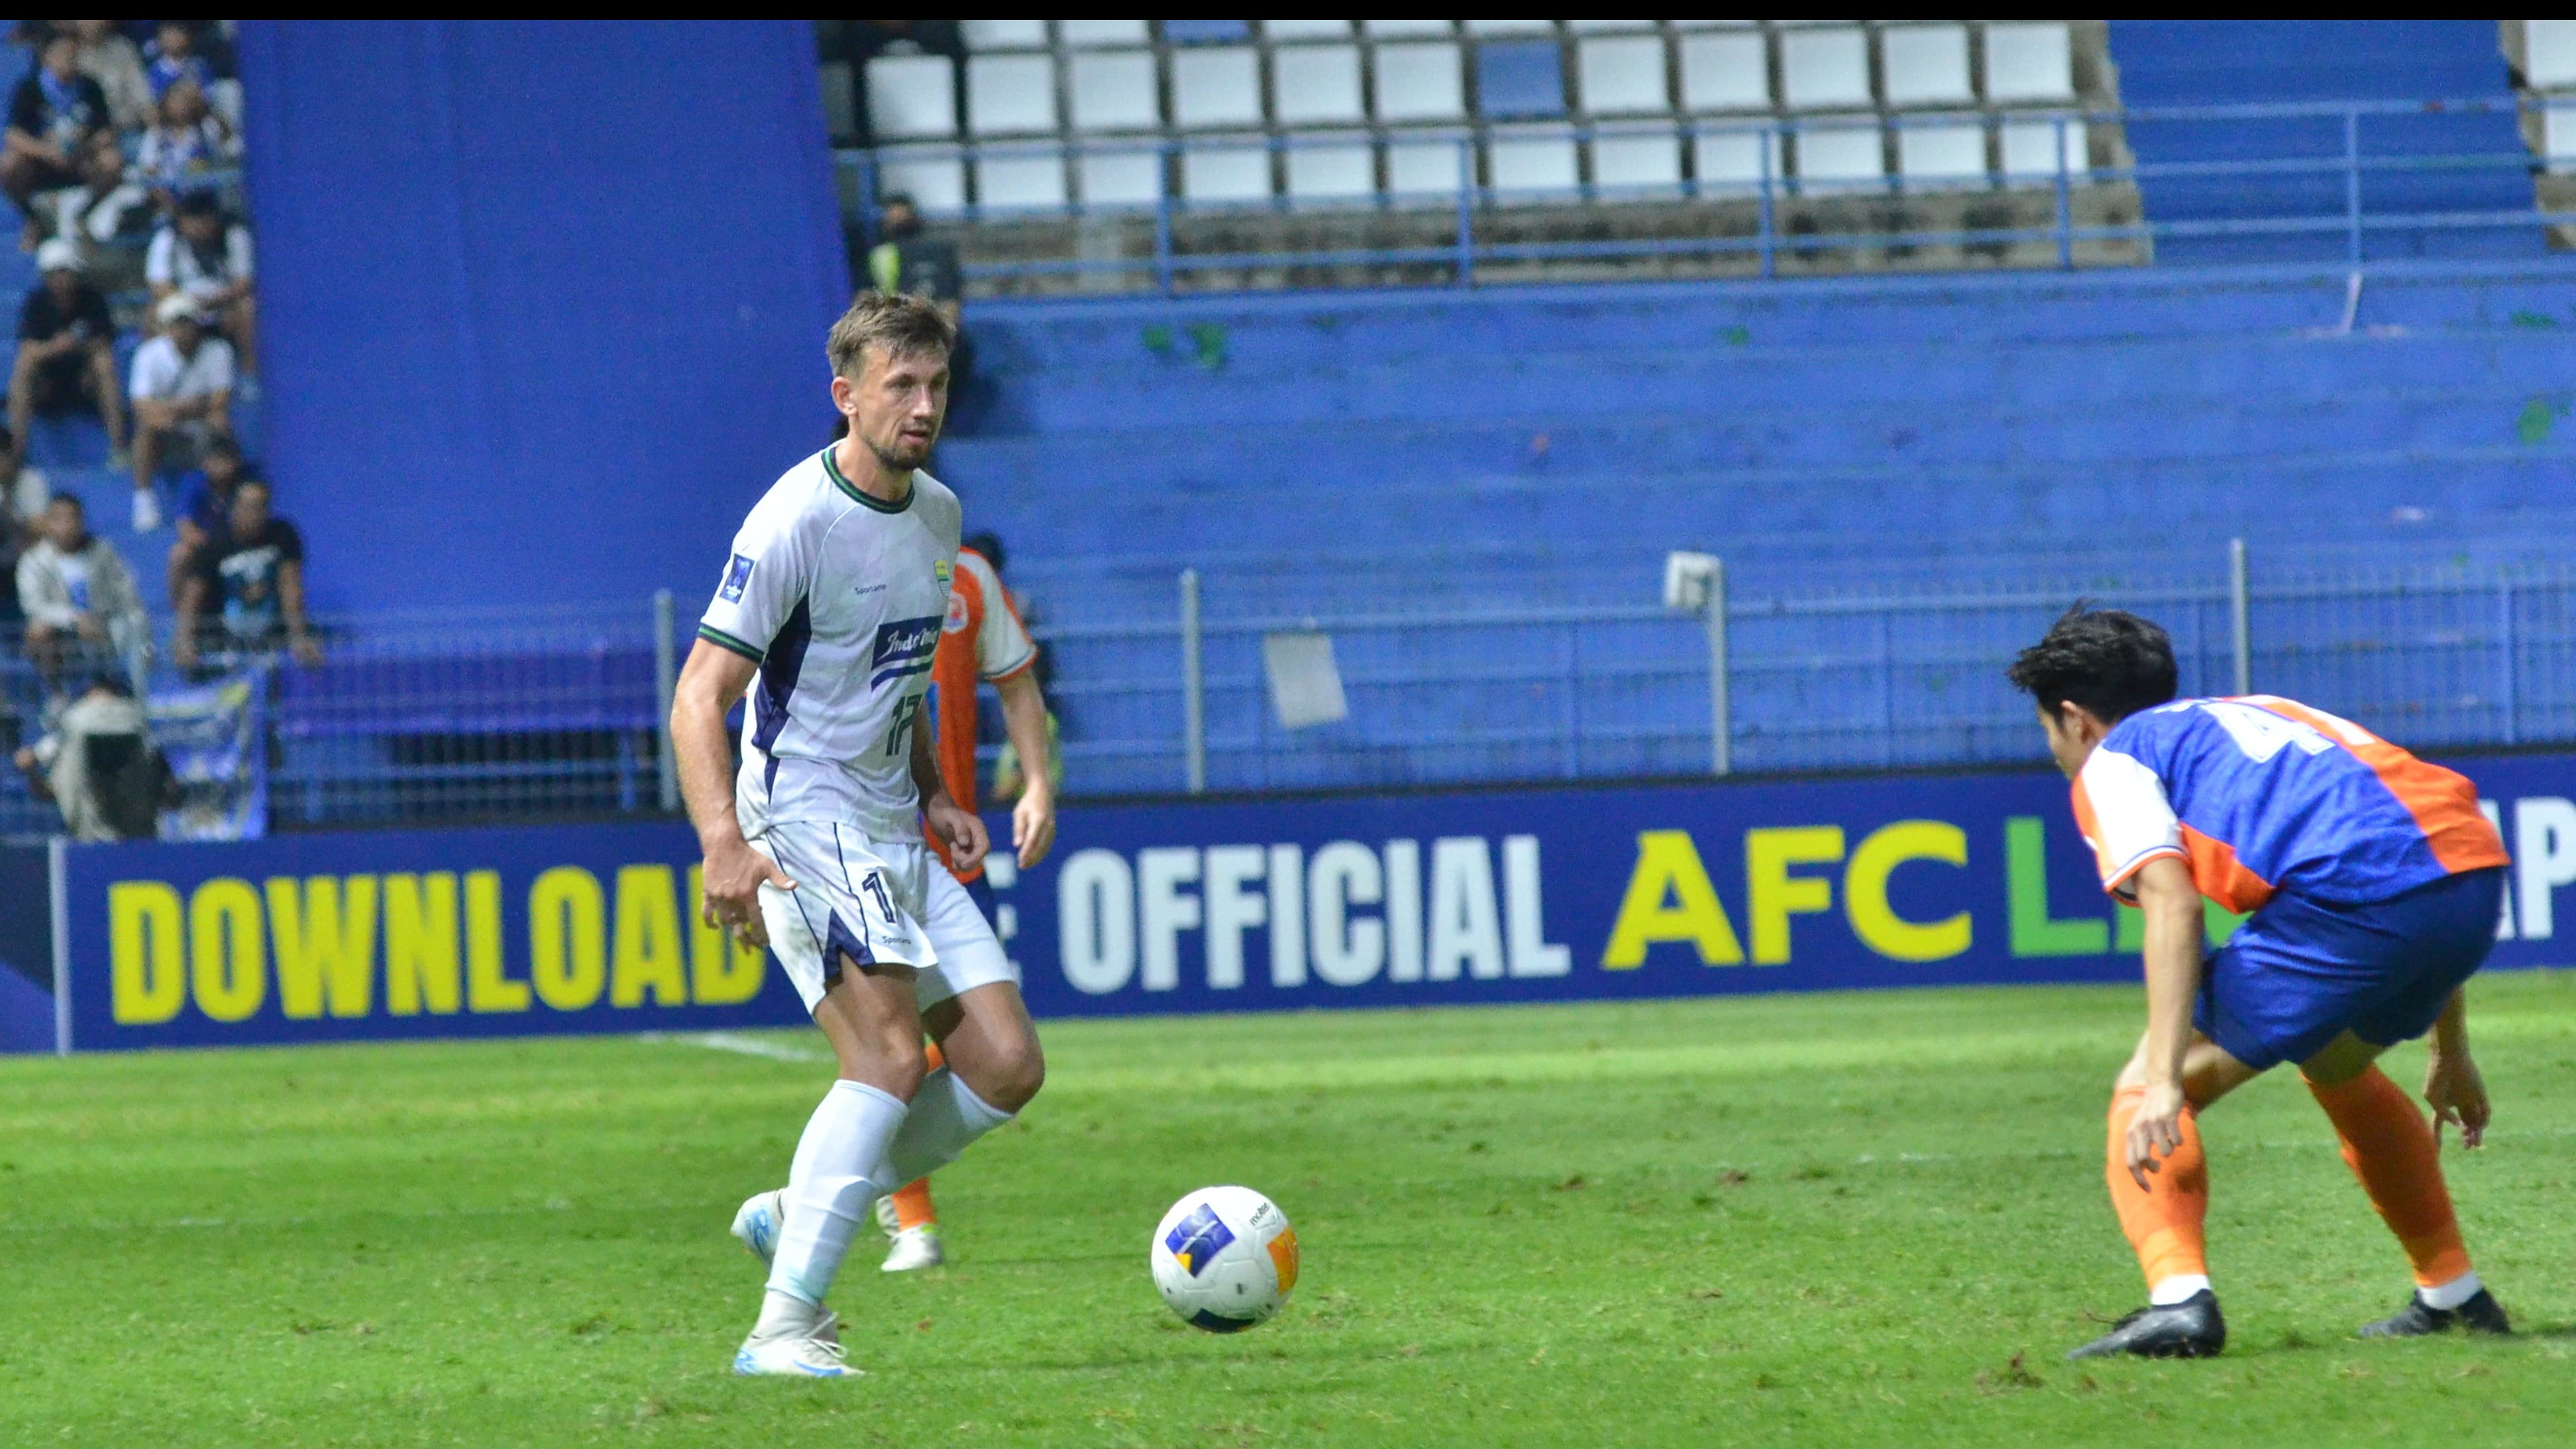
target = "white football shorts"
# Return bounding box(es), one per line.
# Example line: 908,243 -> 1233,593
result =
753,820 -> 1016,1015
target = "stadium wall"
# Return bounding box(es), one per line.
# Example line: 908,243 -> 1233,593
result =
22,753 -> 2576,1052
235,21 -> 849,614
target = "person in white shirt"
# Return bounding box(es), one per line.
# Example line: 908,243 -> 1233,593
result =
128,291 -> 235,521
144,191 -> 254,370
15,492 -> 146,697
671,292 -> 1049,1379
50,134 -> 151,289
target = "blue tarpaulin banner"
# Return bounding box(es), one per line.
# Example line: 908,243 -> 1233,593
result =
46,755 -> 2576,1051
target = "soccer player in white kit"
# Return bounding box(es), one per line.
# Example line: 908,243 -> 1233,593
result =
669,294 -> 1047,1377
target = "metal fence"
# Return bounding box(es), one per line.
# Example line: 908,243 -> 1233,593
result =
840,97 -> 2576,290
11,547 -> 2576,838
1046,545 -> 2576,796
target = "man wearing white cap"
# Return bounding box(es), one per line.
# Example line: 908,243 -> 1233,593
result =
128,290 -> 235,530
10,237 -> 129,516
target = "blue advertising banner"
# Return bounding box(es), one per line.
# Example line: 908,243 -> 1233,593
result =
48,753 -> 2576,1051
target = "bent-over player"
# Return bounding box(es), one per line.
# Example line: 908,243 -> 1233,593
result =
671,294 -> 1046,1378
2008,606 -> 2510,1360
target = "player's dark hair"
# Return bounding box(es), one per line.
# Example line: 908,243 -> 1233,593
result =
177,190 -> 223,219
964,531 -> 1004,572
2006,603 -> 2178,724
826,292 -> 955,380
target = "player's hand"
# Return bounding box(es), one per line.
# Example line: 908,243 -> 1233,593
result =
2125,1081 -> 2189,1191
701,834 -> 792,950
926,795 -> 989,875
1012,780 -> 1056,870
2424,1047 -> 2490,1150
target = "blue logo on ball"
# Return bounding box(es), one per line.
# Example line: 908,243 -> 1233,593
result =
1164,1203 -> 1235,1277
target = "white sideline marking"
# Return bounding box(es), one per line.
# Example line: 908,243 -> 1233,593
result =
649,1031 -> 828,1064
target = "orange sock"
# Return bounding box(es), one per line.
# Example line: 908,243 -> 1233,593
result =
2105,1085 -> 2210,1293
887,1040 -> 947,1232
2306,1066 -> 2471,1289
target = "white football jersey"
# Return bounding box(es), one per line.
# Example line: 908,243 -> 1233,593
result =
698,447 -> 961,841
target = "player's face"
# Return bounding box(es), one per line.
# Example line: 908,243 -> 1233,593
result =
2036,701 -> 2104,778
839,344 -> 949,472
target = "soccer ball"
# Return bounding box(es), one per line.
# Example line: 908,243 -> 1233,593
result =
1150,1186 -> 1299,1333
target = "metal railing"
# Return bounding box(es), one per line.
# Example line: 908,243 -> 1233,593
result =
840,96 -> 2576,290
1045,543 -> 2576,797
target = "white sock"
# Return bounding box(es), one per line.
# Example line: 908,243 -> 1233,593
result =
765,1080 -> 909,1307
2418,1270 -> 2483,1311
2149,1273 -> 2211,1306
752,1287 -> 824,1340
876,1067 -> 1014,1186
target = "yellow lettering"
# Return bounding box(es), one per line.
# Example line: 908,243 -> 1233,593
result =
109,881 -> 185,1024
266,875 -> 378,1020
1600,831 -> 1744,968
611,865 -> 688,1008
688,865 -> 766,1004
1745,826 -> 1845,965
383,873 -> 461,1016
529,867 -> 606,1011
1843,821 -> 1971,962
465,869 -> 527,1012
188,878 -> 265,1022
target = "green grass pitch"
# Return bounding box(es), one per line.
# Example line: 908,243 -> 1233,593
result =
6,973 -> 2574,1446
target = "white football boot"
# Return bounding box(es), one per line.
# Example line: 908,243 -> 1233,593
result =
875,1194 -> 946,1272
733,1301 -> 853,1378
731,1189 -> 786,1269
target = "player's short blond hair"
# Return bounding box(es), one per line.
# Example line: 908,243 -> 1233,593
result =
827,293 -> 957,380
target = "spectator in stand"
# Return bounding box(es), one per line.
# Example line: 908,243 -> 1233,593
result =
864,192 -> 980,428
166,434 -> 248,604
3,30 -> 112,221
15,492 -> 146,696
129,292 -> 235,529
12,239 -> 128,489
0,420 -> 39,641
177,478 -> 318,669
144,21 -> 213,104
147,191 -> 254,369
11,671 -> 164,841
135,78 -> 235,212
71,19 -> 152,133
50,133 -> 152,289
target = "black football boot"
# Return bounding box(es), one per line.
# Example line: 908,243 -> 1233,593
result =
2066,1289 -> 2227,1360
2358,1287 -> 2511,1339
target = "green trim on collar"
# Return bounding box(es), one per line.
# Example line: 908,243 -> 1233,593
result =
822,445 -> 914,513
697,623 -> 763,662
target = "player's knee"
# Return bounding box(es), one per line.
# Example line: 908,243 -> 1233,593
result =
981,1032 -> 1045,1113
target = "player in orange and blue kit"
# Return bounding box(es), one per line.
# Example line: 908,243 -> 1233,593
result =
873,538 -> 1054,1271
2008,606 -> 2512,1360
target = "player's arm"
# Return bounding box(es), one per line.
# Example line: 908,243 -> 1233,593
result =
2123,854 -> 2203,1188
910,702 -> 987,873
2424,987 -> 2489,1149
994,667 -> 1055,869
672,638 -> 794,947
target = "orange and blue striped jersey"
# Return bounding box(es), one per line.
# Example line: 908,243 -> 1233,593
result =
2069,695 -> 2508,914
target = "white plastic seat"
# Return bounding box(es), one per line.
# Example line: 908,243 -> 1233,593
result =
1591,129 -> 1683,193
1365,20 -> 1455,38
1679,29 -> 1769,112
1076,146 -> 1164,207
1997,117 -> 2076,182
1567,19 -> 1658,32
1373,41 -> 1466,123
1578,34 -> 1670,117
966,54 -> 1058,136
1691,127 -> 1782,193
1894,116 -> 1986,186
874,149 -> 966,213
866,54 -> 957,140
1171,46 -> 1261,128
1059,19 -> 1150,47
1285,131 -> 1376,203
1263,20 -> 1352,41
2531,21 -> 2576,89
1274,44 -> 1366,125
1067,50 -> 1159,132
1985,22 -> 2076,105
976,148 -> 1067,213
961,19 -> 1047,50
1778,27 -> 1868,111
1794,117 -> 1884,190
1386,132 -> 1472,198
1880,24 -> 1973,107
1487,123 -> 1578,197
2546,102 -> 2576,174
1181,135 -> 1273,204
